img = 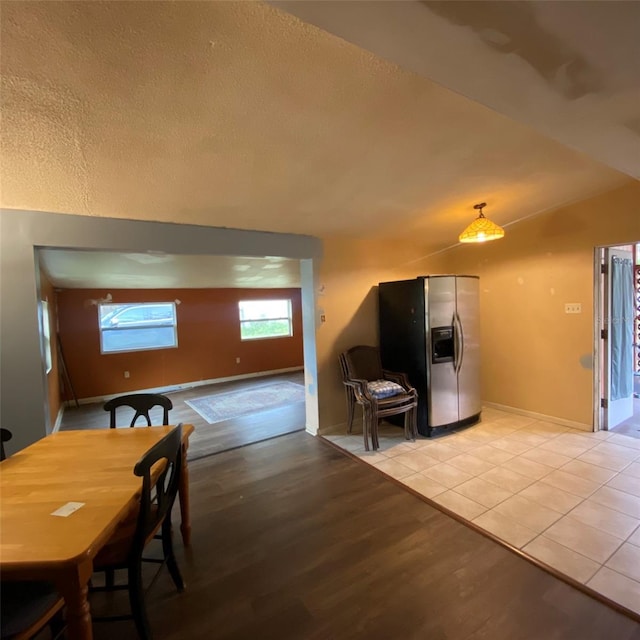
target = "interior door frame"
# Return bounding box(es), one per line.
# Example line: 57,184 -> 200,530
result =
593,246 -> 604,431
593,243 -> 637,431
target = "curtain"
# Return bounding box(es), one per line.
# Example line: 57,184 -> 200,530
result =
611,256 -> 634,400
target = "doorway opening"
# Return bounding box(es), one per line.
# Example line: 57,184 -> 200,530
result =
37,249 -> 310,459
594,242 -> 640,437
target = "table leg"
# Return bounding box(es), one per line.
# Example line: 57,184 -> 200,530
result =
179,441 -> 191,545
55,560 -> 93,640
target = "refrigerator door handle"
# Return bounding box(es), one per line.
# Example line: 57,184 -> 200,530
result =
454,312 -> 464,373
451,312 -> 458,372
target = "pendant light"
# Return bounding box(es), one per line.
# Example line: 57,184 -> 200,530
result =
458,202 -> 505,243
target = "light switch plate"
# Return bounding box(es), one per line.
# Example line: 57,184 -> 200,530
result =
564,303 -> 582,314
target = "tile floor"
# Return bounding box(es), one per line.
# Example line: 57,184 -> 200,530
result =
323,407 -> 640,617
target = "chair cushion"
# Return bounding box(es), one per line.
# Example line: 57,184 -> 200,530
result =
367,379 -> 405,399
0,581 -> 62,638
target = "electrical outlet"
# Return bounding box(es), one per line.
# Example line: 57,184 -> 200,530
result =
236,357 -> 241,364
564,303 -> 582,314
124,371 -> 130,378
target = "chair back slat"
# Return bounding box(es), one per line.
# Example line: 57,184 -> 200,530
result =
103,393 -> 173,428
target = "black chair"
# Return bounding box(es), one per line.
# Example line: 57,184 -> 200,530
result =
103,393 -> 173,428
91,424 -> 185,640
0,580 -> 65,640
1,426 -> 13,461
339,346 -> 418,451
1,432 -> 66,640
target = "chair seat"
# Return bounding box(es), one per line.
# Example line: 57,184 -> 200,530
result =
94,506 -> 160,569
1,581 -> 63,639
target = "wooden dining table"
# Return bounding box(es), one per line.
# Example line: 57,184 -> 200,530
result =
0,424 -> 194,640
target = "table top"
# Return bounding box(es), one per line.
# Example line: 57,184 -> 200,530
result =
0,425 -> 193,572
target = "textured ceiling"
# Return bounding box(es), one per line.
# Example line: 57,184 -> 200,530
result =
38,250 -> 301,289
273,0 -> 640,180
0,1 -> 634,288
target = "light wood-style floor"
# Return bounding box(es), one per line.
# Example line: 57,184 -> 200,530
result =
86,431 -> 640,640
59,371 -> 306,459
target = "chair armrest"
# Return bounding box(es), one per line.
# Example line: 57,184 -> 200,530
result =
383,370 -> 415,393
343,378 -> 374,403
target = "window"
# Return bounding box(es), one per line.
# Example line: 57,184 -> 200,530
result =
41,300 -> 52,374
239,299 -> 292,340
99,302 -> 177,354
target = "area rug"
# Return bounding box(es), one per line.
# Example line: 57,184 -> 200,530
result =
185,381 -> 305,424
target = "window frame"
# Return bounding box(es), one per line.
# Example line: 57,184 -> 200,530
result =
238,299 -> 293,341
98,302 -> 178,355
41,299 -> 52,374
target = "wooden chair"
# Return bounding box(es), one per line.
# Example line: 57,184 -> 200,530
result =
0,581 -> 65,640
1,426 -> 13,461
91,424 -> 185,640
1,431 -> 66,640
103,393 -> 173,428
339,346 -> 418,451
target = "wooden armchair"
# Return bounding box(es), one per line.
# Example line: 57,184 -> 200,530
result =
339,345 -> 418,451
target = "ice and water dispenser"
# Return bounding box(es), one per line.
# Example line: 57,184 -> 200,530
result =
431,326 -> 454,364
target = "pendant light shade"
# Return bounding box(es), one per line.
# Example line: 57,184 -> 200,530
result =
459,202 -> 505,243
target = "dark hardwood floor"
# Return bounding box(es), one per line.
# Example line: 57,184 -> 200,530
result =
86,431 -> 640,640
59,371 -> 306,459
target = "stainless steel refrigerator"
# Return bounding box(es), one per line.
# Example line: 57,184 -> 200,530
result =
378,276 -> 481,436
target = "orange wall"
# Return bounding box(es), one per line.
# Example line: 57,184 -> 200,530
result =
56,288 -> 303,399
40,270 -> 61,428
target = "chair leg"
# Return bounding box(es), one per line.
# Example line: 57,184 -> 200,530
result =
346,392 -> 355,433
49,608 -> 66,640
404,409 -> 416,442
362,407 -> 370,451
162,518 -> 185,593
105,568 -> 115,588
371,412 -> 380,451
128,562 -> 152,640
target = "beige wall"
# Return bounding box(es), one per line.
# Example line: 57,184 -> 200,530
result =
389,181 -> 640,427
315,236 -> 413,429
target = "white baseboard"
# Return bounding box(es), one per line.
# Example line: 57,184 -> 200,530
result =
51,406 -> 65,433
320,407 -> 592,437
318,418 -> 363,437
483,402 -> 592,432
74,366 -> 304,406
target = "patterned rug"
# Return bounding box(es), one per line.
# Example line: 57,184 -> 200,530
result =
185,381 -> 306,424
